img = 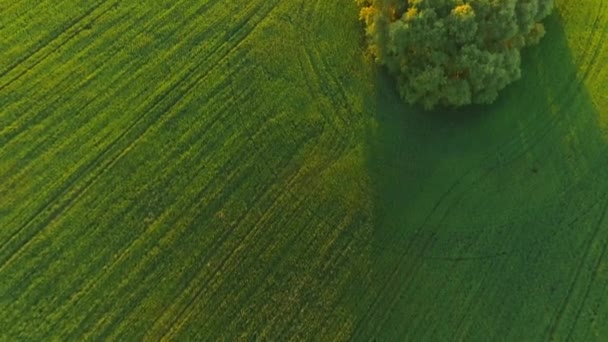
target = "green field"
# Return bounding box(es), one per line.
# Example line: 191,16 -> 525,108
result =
1,0 -> 607,340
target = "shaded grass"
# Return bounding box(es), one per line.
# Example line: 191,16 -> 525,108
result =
362,9 -> 608,341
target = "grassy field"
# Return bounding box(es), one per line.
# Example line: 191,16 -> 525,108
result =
1,0 -> 607,340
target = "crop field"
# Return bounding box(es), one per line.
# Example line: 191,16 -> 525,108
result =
1,0 -> 607,340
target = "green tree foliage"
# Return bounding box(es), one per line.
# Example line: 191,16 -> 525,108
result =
358,0 -> 554,109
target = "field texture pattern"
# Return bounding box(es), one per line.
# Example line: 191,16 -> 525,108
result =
1,0 -> 607,340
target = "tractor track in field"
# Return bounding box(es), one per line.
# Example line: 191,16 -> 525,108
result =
0,0 -> 119,92
55,77 -> 258,336
352,152 -> 490,336
565,201 -> 608,340
200,184 -> 335,336
160,122 -> 353,337
0,0 -> 108,76
157,0 -> 366,334
70,1 -> 288,338
547,195 -> 608,340
172,97 -> 360,338
297,0 -> 361,132
156,161 -> 307,340
2,0 -> 280,330
90,164 -> 278,339
462,5 -> 607,184
0,0 -> 276,273
0,0 -> 216,148
0,10 -> 140,149
450,264 -> 498,340
173,2 -> 370,334
298,215 -> 369,338
354,3 -> 608,334
577,1 -> 606,83
0,8 -> 170,222
349,76 -> 581,320
29,75 -> 250,330
2,2 -> 361,336
366,192 -> 552,338
558,2 -> 607,112
53,140 -> 247,338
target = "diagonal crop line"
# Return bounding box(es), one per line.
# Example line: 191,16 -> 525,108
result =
0,0 -> 119,92
546,194 -> 608,340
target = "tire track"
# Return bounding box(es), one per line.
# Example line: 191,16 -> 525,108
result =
368,135 -> 606,338
247,203 -> 340,336
580,4 -> 607,84
0,9 -> 137,148
354,9 -> 606,293
0,0 -> 96,75
200,181 -> 329,338
565,207 -> 608,341
0,1 -> 180,147
46,78 -> 240,335
350,150 -> 482,336
157,161 -> 301,340
91,159 -> 272,340
0,0 -> 257,272
450,263 -> 500,340
217,151 -> 361,337
355,28 -> 587,289
461,9 -> 598,180
547,195 -> 608,340
350,128 -> 555,335
278,214 -> 366,340
162,58 -> 358,334
64,129 -> 254,340
2,47 -> 249,310
12,70 -> 243,328
0,0 -> 118,92
52,121 -> 238,339
0,0 -> 219,207
155,133 -> 314,339
63,1 -> 282,338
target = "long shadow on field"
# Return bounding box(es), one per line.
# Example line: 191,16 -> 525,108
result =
357,11 -> 608,341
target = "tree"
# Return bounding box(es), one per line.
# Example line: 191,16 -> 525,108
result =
358,0 -> 554,110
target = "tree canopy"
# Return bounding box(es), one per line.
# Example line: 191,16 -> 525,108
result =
358,0 -> 554,109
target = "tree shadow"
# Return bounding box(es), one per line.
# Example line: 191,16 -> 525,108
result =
357,11 -> 608,341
